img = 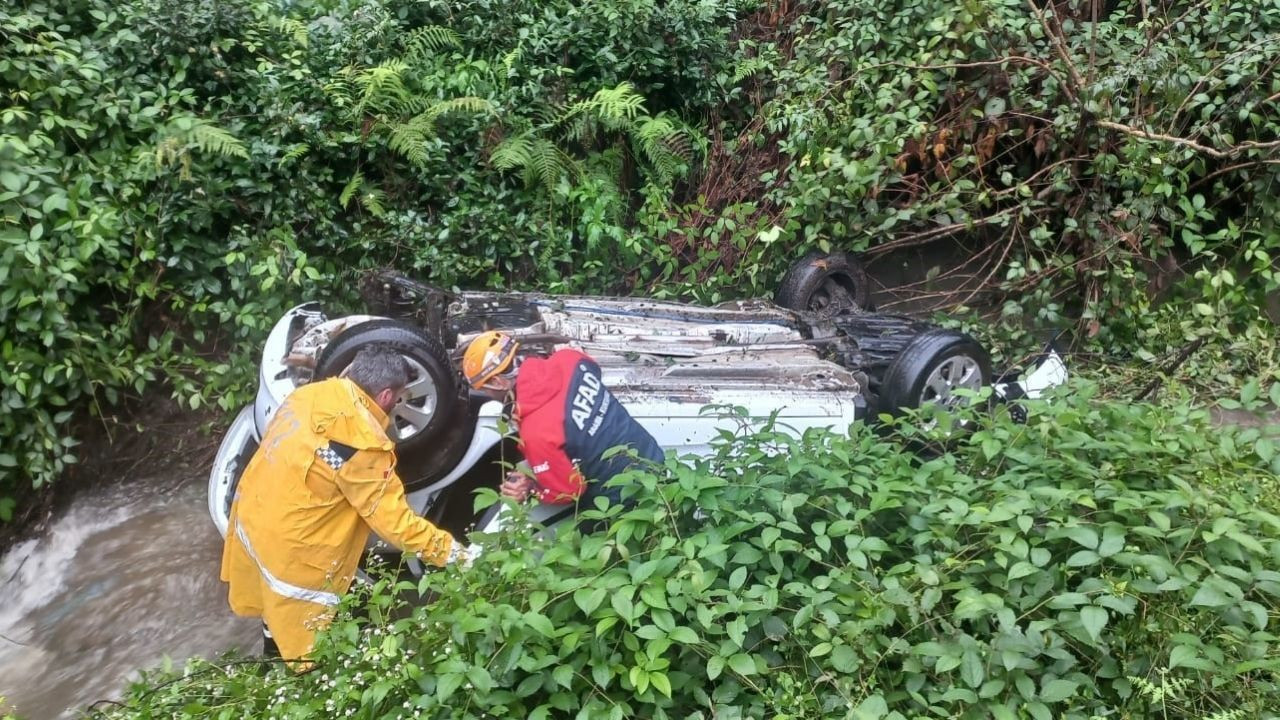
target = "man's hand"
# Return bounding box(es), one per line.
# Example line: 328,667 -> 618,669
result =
501,471 -> 536,502
446,542 -> 482,568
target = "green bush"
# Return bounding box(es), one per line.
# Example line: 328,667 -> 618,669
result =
0,0 -> 753,509
97,388 -> 1280,719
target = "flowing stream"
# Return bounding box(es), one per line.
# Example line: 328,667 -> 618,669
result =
0,468 -> 258,720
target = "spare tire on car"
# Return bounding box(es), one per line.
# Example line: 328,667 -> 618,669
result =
775,250 -> 872,315
878,328 -> 991,417
314,319 -> 462,458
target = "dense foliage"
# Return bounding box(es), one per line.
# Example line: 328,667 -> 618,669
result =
95,388 -> 1280,719
1,0 -> 1277,522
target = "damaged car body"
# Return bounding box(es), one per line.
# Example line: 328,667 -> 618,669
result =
208,253 -> 1068,552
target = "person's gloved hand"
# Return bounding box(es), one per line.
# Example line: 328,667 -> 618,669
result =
446,541 -> 482,568
501,471 -> 536,503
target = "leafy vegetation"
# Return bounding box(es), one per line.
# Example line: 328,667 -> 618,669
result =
2,0 -> 1278,516
93,388 -> 1280,719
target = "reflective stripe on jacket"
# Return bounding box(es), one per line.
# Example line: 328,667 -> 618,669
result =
220,378 -> 454,661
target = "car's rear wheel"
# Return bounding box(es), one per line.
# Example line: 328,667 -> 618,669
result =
776,251 -> 872,315
314,319 -> 464,460
879,329 -> 991,418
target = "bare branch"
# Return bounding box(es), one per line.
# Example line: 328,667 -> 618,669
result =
1024,0 -> 1084,98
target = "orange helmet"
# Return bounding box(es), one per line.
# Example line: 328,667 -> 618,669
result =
462,331 -> 520,388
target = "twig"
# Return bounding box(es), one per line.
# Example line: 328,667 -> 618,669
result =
1134,337 -> 1207,402
865,208 -> 1017,256
1025,0 -> 1084,99
1095,120 -> 1230,158
1189,159 -> 1280,190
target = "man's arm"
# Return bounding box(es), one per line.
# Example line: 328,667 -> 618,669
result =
521,433 -> 586,504
326,442 -> 455,566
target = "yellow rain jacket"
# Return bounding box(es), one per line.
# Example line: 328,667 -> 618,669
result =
220,377 -> 454,661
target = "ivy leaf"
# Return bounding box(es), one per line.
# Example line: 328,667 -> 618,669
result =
706,655 -> 725,680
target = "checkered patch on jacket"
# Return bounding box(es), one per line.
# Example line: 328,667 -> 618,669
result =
315,441 -> 358,471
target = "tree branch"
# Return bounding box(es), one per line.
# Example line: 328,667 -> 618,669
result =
1097,119 -> 1280,159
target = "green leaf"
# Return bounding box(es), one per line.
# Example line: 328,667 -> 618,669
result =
1039,678 -> 1078,703
1190,579 -> 1235,607
1080,606 -> 1108,642
1008,561 -> 1037,580
831,645 -> 859,673
1169,644 -> 1201,670
852,694 -> 888,720
728,653 -> 757,675
1097,528 -> 1125,557
649,671 -> 672,698
961,651 -> 984,688
523,611 -> 556,637
436,672 -> 464,701
706,655 -> 724,680
1061,526 -> 1099,549
611,592 -> 634,622
1066,550 -> 1100,567
668,626 -> 699,644
575,587 -> 607,615
1241,378 -> 1260,405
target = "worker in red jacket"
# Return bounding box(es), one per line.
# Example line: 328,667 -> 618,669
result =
461,331 -> 663,511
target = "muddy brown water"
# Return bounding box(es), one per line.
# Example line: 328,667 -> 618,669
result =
0,404 -> 1276,720
0,469 -> 258,720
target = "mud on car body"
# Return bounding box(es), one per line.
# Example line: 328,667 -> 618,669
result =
209,253 -> 1068,557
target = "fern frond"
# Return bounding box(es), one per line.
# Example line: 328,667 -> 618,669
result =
387,115 -> 434,169
354,60 -> 410,114
359,187 -> 387,218
501,47 -> 522,79
339,172 -> 364,209
561,113 -> 598,146
490,133 -> 534,171
185,120 -> 249,159
523,137 -> 575,193
731,55 -> 772,85
587,82 -> 645,129
278,143 -> 310,168
404,25 -> 461,60
424,96 -> 495,122
275,17 -> 308,48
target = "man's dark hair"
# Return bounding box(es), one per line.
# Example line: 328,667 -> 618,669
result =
345,345 -> 411,396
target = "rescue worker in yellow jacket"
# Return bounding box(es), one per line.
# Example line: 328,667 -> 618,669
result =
221,344 -> 470,662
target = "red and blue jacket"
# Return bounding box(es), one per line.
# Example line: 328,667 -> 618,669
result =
514,349 -> 663,504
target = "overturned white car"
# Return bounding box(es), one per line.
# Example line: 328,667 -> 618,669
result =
208,253 -> 1067,548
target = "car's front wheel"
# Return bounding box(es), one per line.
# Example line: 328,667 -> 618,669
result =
879,329 -> 991,418
315,320 -> 462,453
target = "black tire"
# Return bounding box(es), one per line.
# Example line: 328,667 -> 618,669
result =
879,329 -> 991,416
775,251 -> 872,314
315,319 -> 462,459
